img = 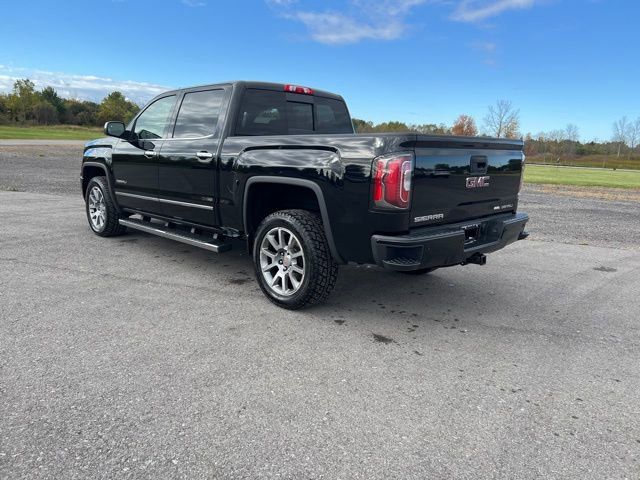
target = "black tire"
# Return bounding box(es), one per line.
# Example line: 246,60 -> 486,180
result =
399,267 -> 436,275
253,209 -> 338,309
85,176 -> 127,237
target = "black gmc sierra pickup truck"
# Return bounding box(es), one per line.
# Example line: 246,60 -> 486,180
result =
81,81 -> 528,309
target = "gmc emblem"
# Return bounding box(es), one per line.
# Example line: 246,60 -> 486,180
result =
466,176 -> 490,188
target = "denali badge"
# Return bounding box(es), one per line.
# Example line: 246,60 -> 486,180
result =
466,176 -> 490,188
414,213 -> 444,223
493,203 -> 514,211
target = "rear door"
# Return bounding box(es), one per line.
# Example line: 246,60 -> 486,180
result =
157,87 -> 230,226
111,94 -> 177,214
410,138 -> 524,227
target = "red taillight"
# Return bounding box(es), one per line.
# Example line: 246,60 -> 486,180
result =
284,84 -> 314,95
371,153 -> 414,209
373,160 -> 385,202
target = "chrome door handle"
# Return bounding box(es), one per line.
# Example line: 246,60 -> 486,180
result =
196,151 -> 214,160
144,150 -> 157,158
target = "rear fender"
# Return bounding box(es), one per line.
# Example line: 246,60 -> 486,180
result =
243,176 -> 344,263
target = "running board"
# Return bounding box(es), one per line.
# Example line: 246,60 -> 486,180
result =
119,218 -> 232,253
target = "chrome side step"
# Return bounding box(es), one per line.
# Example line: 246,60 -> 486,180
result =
119,218 -> 232,253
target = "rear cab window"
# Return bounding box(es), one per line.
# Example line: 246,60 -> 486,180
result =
234,88 -> 353,136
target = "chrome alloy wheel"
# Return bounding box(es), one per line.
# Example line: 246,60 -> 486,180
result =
259,227 -> 305,296
88,186 -> 107,231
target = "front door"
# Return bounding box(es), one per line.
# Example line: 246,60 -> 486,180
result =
157,88 -> 228,226
111,94 -> 177,214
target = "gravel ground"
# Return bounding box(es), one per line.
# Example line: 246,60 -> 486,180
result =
1,144 -> 639,479
0,144 -> 84,196
521,184 -> 640,251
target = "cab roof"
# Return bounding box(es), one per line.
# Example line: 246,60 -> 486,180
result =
162,81 -> 344,101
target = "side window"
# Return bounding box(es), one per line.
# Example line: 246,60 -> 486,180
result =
235,89 -> 287,136
314,97 -> 353,134
173,89 -> 225,138
287,102 -> 313,134
134,95 -> 176,140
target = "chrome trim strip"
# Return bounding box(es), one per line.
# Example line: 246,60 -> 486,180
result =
115,191 -> 155,201
158,197 -> 214,210
115,191 -> 213,210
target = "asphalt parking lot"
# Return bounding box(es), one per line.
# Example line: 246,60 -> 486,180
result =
1,144 -> 639,479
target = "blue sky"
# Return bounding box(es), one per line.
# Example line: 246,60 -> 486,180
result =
1,0 -> 638,140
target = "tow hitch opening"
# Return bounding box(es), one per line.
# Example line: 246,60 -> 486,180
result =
463,224 -> 480,244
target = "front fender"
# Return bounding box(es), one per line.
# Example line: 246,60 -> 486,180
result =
81,137 -> 118,204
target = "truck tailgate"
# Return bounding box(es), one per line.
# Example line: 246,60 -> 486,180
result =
410,137 -> 524,227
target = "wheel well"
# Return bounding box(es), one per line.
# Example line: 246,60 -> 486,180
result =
82,165 -> 107,198
245,183 -> 321,241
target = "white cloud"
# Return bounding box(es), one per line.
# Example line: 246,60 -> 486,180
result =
470,40 -> 499,65
270,0 -> 542,44
471,41 -> 497,52
182,0 -> 207,6
0,65 -> 169,104
267,0 -> 298,5
276,1 -> 432,45
367,0 -> 432,16
286,11 -> 405,44
451,0 -> 536,22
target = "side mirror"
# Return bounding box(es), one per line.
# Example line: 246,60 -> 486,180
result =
104,121 -> 126,138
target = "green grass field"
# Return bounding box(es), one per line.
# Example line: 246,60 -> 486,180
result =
528,154 -> 640,170
0,125 -> 102,140
525,164 -> 640,189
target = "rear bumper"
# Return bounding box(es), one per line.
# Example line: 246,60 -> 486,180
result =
371,212 -> 529,271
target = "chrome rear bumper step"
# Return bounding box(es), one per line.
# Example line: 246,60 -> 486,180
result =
119,218 -> 232,253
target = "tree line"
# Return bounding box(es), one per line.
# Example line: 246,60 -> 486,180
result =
354,99 -> 639,165
0,79 -> 140,127
1,78 -> 637,164
523,117 -> 639,167
1,79 -> 523,138
353,99 -> 521,138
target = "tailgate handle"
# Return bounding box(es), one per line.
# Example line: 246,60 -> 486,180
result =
470,155 -> 488,175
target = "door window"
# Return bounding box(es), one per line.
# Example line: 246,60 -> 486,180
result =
173,89 -> 226,138
133,95 -> 176,140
